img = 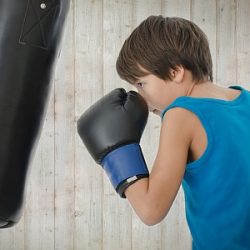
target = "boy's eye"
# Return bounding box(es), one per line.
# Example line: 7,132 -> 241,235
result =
136,82 -> 143,87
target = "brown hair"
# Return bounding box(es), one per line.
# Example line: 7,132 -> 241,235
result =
116,15 -> 213,84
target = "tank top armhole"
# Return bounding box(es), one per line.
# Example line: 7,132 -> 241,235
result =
161,103 -> 214,172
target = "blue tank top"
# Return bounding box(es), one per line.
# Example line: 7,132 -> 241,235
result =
161,85 -> 250,250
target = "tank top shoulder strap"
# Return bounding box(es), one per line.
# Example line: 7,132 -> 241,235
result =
161,97 -> 200,119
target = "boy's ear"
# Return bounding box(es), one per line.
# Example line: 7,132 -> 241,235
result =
171,65 -> 185,83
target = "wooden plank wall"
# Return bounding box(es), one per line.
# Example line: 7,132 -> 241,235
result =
0,0 -> 250,249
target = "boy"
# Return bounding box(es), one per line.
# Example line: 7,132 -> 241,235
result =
116,15 -> 250,249
78,16 -> 250,249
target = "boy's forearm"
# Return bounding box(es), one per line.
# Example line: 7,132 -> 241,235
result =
124,177 -> 169,226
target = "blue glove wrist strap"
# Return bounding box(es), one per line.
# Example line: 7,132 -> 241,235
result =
101,143 -> 149,198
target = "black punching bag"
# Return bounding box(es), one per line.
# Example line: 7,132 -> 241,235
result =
0,0 -> 69,228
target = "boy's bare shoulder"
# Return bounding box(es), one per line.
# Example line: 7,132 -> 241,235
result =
162,106 -> 197,140
162,106 -> 207,163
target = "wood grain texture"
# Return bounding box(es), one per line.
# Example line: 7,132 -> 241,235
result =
0,1 -> 249,249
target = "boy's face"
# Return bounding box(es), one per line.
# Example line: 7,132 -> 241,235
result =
132,65 -> 194,116
132,73 -> 183,116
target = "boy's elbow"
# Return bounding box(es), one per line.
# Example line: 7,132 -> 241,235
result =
141,217 -> 161,226
139,207 -> 166,226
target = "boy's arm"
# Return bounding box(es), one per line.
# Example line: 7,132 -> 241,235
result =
125,107 -> 195,226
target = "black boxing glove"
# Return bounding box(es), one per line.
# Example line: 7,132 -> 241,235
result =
77,88 -> 149,198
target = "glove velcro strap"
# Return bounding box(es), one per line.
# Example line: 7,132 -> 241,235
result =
101,143 -> 149,198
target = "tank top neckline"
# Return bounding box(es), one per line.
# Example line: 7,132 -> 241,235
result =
174,85 -> 245,104
161,85 -> 246,119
